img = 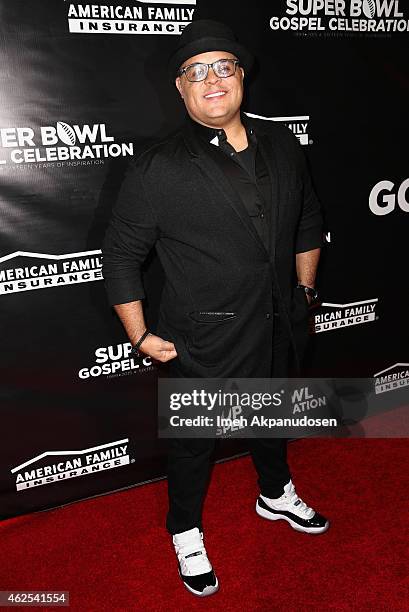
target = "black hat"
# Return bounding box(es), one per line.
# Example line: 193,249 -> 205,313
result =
168,19 -> 254,81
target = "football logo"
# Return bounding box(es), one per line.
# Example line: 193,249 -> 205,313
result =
56,121 -> 76,146
363,0 -> 376,19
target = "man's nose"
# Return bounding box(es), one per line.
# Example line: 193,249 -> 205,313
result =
205,66 -> 221,84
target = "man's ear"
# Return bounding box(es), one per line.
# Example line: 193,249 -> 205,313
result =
240,67 -> 245,80
175,77 -> 183,96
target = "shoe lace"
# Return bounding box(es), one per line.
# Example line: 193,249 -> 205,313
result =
174,533 -> 211,576
286,483 -> 314,517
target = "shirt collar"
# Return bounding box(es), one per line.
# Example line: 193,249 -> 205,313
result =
188,112 -> 257,149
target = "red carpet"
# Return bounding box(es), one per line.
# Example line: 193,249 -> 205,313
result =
1,439 -> 408,611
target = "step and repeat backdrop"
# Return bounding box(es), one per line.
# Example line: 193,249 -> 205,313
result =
1,0 -> 407,519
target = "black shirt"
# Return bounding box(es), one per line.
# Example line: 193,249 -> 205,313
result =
190,117 -> 272,253
236,145 -> 255,175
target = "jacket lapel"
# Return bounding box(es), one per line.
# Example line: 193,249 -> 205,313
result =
182,122 -> 270,259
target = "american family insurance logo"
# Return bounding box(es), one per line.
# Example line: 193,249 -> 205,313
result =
269,0 -> 408,36
374,363 -> 409,394
11,439 -> 130,491
312,298 -> 378,333
245,112 -> 311,145
0,122 -> 133,167
78,341 -> 154,379
67,0 -> 196,35
0,250 -> 102,295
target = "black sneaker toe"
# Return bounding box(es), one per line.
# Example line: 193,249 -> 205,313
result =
179,566 -> 218,596
307,511 -> 329,528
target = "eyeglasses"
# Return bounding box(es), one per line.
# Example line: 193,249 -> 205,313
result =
178,58 -> 240,82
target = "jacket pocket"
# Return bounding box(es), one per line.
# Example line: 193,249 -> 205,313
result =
187,311 -> 239,367
188,311 -> 238,323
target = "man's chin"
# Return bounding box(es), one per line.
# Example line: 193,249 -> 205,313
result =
200,108 -> 239,124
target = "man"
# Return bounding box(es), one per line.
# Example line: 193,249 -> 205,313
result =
102,19 -> 329,598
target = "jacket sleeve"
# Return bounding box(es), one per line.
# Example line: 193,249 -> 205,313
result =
101,160 -> 159,306
292,135 -> 323,254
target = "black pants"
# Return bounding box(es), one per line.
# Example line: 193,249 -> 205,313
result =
165,314 -> 291,535
166,436 -> 290,535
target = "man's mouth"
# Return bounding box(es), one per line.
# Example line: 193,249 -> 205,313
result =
204,91 -> 227,99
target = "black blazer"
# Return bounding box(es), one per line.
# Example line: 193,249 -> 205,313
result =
102,114 -> 323,377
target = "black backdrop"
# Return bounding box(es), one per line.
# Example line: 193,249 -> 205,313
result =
1,0 -> 408,519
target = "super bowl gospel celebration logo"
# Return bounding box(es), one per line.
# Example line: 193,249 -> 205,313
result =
270,0 -> 408,35
0,122 -> 133,168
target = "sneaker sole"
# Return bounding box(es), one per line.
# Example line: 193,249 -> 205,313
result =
179,571 -> 219,597
256,501 -> 330,534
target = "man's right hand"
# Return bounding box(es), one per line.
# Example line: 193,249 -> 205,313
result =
112,302 -> 178,363
139,333 -> 178,362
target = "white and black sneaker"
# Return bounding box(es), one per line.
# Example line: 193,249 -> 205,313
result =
256,480 -> 329,534
172,527 -> 219,597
